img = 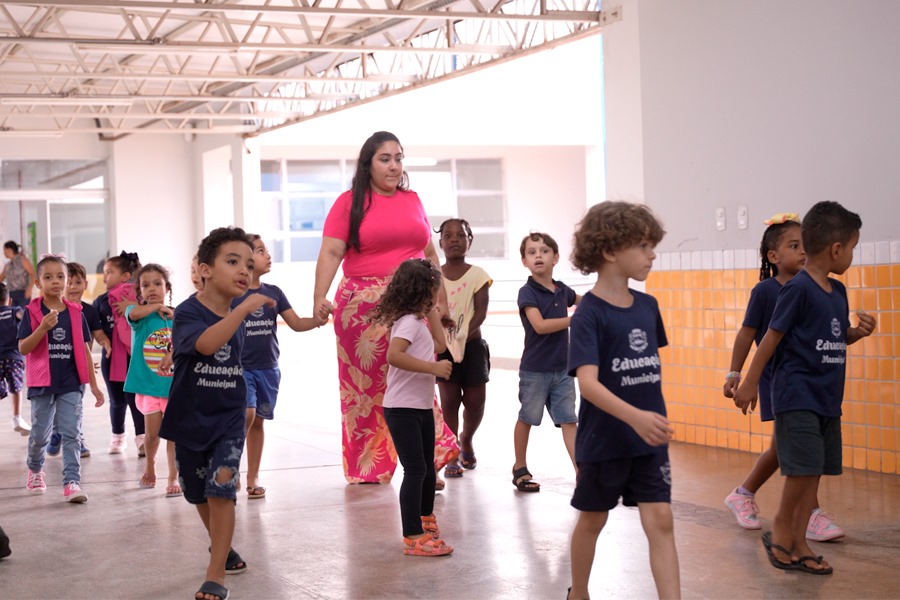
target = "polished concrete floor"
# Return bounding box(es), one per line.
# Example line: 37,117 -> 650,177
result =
2,326 -> 900,599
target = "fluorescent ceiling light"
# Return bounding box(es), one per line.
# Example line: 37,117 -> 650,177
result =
1,97 -> 133,107
0,130 -> 63,138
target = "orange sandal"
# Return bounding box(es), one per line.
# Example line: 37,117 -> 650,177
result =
421,514 -> 440,539
403,535 -> 453,557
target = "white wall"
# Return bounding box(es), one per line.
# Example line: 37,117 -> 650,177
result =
605,0 -> 900,251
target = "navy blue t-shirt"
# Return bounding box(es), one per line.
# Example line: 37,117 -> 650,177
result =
568,290 -> 668,462
159,295 -> 247,451
518,277 -> 577,372
231,283 -> 291,370
93,292 -> 115,338
741,277 -> 782,409
0,305 -> 24,360
769,270 -> 849,418
80,300 -> 103,334
17,303 -> 91,398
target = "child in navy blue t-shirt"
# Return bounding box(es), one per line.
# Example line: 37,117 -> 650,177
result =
0,282 -> 28,435
735,201 -> 875,576
566,202 -> 678,600
159,227 -> 275,600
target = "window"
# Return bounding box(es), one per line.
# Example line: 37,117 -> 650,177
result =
258,158 -> 506,262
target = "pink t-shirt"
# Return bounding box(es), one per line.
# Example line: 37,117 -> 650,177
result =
383,314 -> 436,410
322,189 -> 431,277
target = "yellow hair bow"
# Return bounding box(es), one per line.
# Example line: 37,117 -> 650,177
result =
763,212 -> 800,226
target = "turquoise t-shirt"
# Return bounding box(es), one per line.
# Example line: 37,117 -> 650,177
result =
123,304 -> 174,398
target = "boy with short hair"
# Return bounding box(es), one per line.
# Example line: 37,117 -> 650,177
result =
0,282 -> 28,435
160,227 -> 275,600
512,232 -> 580,493
735,201 -> 875,575
567,201 -> 678,600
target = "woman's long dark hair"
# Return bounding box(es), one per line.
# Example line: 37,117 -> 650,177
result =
348,131 -> 409,252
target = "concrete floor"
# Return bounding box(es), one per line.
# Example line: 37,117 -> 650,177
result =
2,326 -> 900,599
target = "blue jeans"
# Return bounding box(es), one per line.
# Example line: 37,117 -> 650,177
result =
27,389 -> 85,484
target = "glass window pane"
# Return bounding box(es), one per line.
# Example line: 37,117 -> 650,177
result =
289,196 -> 331,231
260,160 -> 281,192
269,238 -> 286,263
286,160 -> 341,193
456,159 -> 502,191
290,237 -> 322,262
1,159 -> 108,190
458,193 -> 505,227
467,231 -> 506,259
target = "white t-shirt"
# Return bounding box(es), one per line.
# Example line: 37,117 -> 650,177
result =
383,313 -> 436,410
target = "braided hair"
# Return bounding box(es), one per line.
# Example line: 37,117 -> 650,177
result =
758,222 -> 800,281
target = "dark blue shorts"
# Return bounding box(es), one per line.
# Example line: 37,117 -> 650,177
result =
775,410 -> 842,476
437,338 -> 490,387
175,436 -> 245,505
571,449 -> 672,512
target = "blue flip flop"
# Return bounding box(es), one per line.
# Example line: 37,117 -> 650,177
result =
196,580 -> 228,600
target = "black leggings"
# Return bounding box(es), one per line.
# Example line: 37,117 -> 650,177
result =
101,354 -> 144,436
384,407 -> 435,537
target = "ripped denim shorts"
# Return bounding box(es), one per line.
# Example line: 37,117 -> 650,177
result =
175,437 -> 245,504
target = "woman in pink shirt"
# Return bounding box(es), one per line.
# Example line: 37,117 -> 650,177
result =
314,131 -> 459,484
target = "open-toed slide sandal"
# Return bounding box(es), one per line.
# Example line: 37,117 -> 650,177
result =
459,450 -> 477,469
196,580 -> 228,600
246,485 -> 266,499
512,466 -> 540,492
444,464 -> 464,478
208,547 -> 248,574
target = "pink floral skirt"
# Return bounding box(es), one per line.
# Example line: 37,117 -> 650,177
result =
333,275 -> 459,483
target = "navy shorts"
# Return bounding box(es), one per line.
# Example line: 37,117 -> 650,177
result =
175,436 -> 245,505
245,367 -> 281,420
0,357 -> 25,398
775,410 -> 842,476
436,338 -> 490,387
517,369 -> 577,426
571,449 -> 672,512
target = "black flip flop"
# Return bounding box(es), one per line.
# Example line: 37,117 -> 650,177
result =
196,580 -> 228,600
795,555 -> 833,575
761,531 -> 797,570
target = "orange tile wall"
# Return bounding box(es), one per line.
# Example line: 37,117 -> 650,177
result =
645,264 -> 900,475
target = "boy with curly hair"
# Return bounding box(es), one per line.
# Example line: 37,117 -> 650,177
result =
567,201 -> 679,600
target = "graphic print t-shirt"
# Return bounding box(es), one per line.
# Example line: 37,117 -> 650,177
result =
124,305 -> 173,398
568,290 -> 668,462
17,305 -> 91,397
0,305 -> 24,360
231,283 -> 291,370
159,296 -> 246,451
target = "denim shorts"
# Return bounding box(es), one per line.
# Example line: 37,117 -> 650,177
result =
571,449 -> 672,512
245,367 -> 281,420
517,368 -> 577,426
436,338 -> 490,387
175,436 -> 245,505
0,357 -> 25,397
775,410 -> 842,476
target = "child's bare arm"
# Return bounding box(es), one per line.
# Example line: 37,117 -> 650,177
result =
467,286 -> 490,340
387,336 -> 451,378
18,310 -> 57,355
195,294 -> 275,355
523,306 -> 570,335
86,342 -> 104,407
575,364 -> 673,447
426,309 -> 448,355
732,329 -> 784,414
128,303 -> 173,322
281,307 -> 327,332
92,329 -> 112,357
847,310 -> 876,345
723,326 -> 757,398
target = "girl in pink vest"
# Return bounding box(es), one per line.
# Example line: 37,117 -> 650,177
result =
18,255 -> 104,502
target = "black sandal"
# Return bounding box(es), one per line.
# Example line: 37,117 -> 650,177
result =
196,580 -> 228,600
512,466 -> 540,492
208,547 -> 247,574
795,555 -> 833,575
761,531 -> 796,570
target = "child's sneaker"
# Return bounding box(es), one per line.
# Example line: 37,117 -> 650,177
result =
724,489 -> 761,529
63,482 -> 88,503
108,433 -> 126,454
26,469 -> 46,494
806,508 -> 844,541
403,535 -> 453,557
135,434 -> 146,458
11,416 -> 30,436
46,432 -> 61,456
80,439 -> 91,458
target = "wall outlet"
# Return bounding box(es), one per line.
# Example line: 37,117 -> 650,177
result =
737,205 -> 749,229
715,208 -> 726,231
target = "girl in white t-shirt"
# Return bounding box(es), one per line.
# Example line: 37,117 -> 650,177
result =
368,258 -> 454,557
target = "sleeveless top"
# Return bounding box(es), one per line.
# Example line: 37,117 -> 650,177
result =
4,254 -> 30,292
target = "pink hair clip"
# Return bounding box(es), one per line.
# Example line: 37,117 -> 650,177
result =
763,212 -> 800,226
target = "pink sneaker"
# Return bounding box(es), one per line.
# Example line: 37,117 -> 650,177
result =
724,489 -> 761,529
26,469 -> 46,494
806,508 -> 844,541
63,482 -> 88,503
